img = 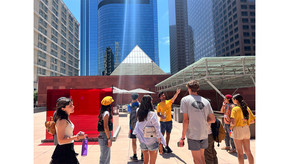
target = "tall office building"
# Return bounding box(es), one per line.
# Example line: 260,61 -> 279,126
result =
169,0 -> 194,74
34,0 -> 79,89
187,0 -> 216,62
169,0 -> 255,74
34,0 -> 80,90
80,0 -> 159,75
212,0 -> 255,57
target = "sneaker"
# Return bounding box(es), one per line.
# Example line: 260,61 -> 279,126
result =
130,155 -> 138,161
165,146 -> 172,153
162,146 -> 167,153
228,149 -> 237,153
221,146 -> 231,150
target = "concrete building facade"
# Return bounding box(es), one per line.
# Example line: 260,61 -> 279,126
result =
34,0 -> 80,90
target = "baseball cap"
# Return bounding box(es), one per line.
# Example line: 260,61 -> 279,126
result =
101,96 -> 114,106
225,94 -> 232,99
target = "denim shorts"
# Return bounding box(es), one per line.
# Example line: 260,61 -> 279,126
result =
140,142 -> 159,151
160,121 -> 173,133
187,138 -> 208,151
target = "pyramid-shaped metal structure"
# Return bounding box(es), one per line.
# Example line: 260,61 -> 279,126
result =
111,45 -> 166,75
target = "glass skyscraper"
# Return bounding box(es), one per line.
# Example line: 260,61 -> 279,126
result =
169,0 -> 194,74
168,0 -> 255,74
81,0 -> 159,75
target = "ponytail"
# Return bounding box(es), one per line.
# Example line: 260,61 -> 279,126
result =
233,94 -> 249,120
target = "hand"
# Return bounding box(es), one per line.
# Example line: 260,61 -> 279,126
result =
178,139 -> 184,147
107,139 -> 112,147
161,115 -> 166,119
159,144 -> 163,154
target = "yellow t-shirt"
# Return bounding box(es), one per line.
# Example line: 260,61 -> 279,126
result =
157,99 -> 173,122
231,106 -> 255,127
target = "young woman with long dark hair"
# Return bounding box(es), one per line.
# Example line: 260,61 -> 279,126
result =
133,95 -> 166,164
231,94 -> 255,164
50,97 -> 87,164
97,96 -> 114,164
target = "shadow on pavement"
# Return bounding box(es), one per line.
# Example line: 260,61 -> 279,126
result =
127,160 -> 143,164
161,153 -> 187,164
229,152 -> 247,159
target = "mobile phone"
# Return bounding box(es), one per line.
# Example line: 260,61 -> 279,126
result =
177,141 -> 184,147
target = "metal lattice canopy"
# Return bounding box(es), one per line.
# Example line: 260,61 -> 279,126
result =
155,56 -> 255,98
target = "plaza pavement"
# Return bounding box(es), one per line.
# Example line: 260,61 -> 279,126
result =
34,111 -> 255,164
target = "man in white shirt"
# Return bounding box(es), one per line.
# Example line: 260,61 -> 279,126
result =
178,80 -> 215,164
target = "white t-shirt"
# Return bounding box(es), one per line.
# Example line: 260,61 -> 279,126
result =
180,95 -> 213,140
102,111 -> 110,119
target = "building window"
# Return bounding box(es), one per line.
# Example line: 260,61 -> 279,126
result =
243,25 -> 249,30
249,5 -> 255,9
241,11 -> 248,16
38,42 -> 47,51
38,50 -> 46,59
243,32 -> 250,37
242,18 -> 249,23
235,41 -> 240,46
241,5 -> 247,9
244,39 -> 251,44
244,46 -> 251,51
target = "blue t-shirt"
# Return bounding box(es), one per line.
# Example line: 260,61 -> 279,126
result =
128,102 -> 139,113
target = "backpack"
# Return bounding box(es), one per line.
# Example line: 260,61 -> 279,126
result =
129,105 -> 138,130
211,119 -> 226,147
45,116 -> 56,135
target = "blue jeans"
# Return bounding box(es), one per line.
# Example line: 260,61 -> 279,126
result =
140,142 -> 159,151
98,132 -> 112,164
224,124 -> 235,149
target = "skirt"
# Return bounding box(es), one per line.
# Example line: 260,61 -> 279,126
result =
50,143 -> 79,164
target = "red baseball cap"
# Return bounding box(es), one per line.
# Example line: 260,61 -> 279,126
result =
225,94 -> 232,99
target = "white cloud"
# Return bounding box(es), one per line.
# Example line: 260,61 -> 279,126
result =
161,36 -> 170,45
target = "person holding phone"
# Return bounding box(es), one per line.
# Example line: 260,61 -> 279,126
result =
178,80 -> 215,164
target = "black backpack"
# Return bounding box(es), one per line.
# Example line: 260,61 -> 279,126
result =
129,105 -> 138,130
211,119 -> 226,147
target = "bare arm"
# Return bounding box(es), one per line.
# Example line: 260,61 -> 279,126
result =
220,103 -> 226,113
103,114 -> 112,147
230,118 -> 236,126
181,113 -> 189,139
56,119 -> 85,144
171,88 -> 181,103
207,113 -> 216,123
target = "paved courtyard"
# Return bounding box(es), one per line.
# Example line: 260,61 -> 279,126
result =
34,111 -> 255,164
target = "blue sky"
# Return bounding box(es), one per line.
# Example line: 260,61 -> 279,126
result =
62,0 -> 170,73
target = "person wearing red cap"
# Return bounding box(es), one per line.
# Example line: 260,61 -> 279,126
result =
220,94 -> 236,153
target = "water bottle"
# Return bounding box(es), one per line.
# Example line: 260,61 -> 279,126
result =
81,137 -> 88,156
163,111 -> 167,121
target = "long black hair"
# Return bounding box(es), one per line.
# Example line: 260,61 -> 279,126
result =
54,97 -> 73,123
98,105 -> 112,120
233,94 -> 249,120
137,95 -> 154,122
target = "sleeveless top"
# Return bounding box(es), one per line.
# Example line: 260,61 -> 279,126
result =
56,119 -> 75,145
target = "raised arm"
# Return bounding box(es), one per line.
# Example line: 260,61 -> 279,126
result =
171,88 -> 181,103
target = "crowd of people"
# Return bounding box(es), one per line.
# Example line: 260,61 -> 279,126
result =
49,80 -> 255,164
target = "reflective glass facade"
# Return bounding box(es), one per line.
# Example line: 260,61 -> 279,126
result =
81,0 -> 159,75
187,0 -> 216,62
169,0 -> 194,74
80,0 -> 98,75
